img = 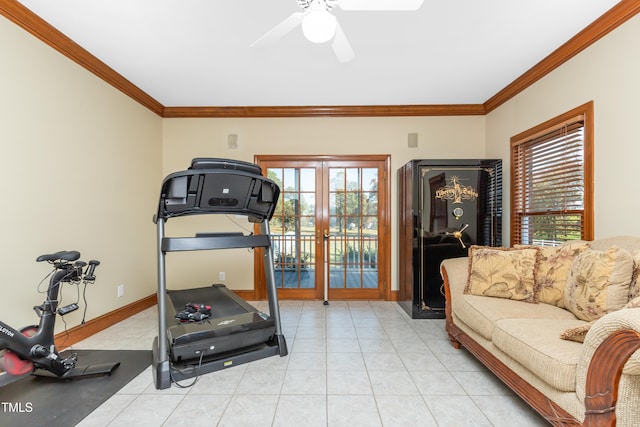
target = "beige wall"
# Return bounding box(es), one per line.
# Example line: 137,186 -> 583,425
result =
486,14 -> 640,244
0,17 -> 162,332
161,116 -> 486,291
3,9 -> 638,331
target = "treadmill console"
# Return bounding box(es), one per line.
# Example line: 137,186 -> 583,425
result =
189,157 -> 262,175
156,158 -> 280,223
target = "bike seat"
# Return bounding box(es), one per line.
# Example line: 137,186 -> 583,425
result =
36,250 -> 80,263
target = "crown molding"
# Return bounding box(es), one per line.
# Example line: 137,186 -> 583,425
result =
162,104 -> 486,118
2,0 -> 637,118
484,0 -> 640,113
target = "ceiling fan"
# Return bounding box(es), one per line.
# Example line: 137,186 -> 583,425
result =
250,0 -> 425,63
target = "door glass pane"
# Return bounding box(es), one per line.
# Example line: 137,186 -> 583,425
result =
346,168 -> 359,190
283,168 -> 298,191
268,167 -> 316,289
300,168 -> 315,192
329,167 -> 378,289
362,192 -> 377,215
300,193 -> 315,215
329,168 -> 344,191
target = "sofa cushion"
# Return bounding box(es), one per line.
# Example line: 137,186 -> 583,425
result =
588,236 -> 640,253
517,242 -> 590,308
465,246 -> 538,303
564,246 -> 633,321
492,318 -> 585,392
453,293 -> 577,341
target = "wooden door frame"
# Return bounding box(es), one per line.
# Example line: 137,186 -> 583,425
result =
253,154 -> 392,301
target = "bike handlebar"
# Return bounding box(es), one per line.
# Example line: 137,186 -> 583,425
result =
84,260 -> 100,282
37,251 -> 100,283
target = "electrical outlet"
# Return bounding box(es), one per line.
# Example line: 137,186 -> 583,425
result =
117,284 -> 124,298
219,272 -> 226,281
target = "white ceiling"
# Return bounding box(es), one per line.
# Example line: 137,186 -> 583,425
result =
17,0 -> 620,107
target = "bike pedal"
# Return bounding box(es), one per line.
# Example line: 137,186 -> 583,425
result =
57,303 -> 79,316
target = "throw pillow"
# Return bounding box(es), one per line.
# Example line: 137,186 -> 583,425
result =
629,249 -> 640,301
560,322 -> 595,343
465,246 -> 538,303
560,295 -> 640,343
517,242 -> 591,308
564,246 -> 633,322
625,295 -> 640,309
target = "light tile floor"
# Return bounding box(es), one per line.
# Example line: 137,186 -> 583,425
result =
72,301 -> 548,426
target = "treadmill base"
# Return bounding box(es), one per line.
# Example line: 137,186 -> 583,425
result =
152,337 -> 171,390
152,334 -> 287,389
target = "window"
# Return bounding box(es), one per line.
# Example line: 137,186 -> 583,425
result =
511,102 -> 593,245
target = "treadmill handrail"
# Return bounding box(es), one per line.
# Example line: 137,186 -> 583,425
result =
162,234 -> 270,252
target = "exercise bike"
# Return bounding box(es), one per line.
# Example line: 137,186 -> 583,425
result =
0,250 -> 120,381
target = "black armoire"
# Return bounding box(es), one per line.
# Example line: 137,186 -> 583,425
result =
398,159 -> 502,319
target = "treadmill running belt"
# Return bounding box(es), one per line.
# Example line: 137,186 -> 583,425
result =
165,285 -> 276,362
168,285 -> 249,318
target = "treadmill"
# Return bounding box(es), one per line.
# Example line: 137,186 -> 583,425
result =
151,158 -> 288,389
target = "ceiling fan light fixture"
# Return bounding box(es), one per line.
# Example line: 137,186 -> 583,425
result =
302,9 -> 337,43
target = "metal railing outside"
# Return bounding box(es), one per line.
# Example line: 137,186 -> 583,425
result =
271,233 -> 378,289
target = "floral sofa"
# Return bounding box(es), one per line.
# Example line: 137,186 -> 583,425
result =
440,236 -> 640,426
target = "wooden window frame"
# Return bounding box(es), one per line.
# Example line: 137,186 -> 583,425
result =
510,101 -> 594,245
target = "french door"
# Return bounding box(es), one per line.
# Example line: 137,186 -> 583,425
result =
254,155 -> 390,301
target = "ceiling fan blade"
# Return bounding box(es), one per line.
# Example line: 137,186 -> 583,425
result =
250,12 -> 305,48
338,0 -> 424,11
331,22 -> 354,63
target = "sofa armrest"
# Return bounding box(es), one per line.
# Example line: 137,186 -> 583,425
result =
440,257 -> 470,349
440,257 -> 469,297
577,308 -> 640,426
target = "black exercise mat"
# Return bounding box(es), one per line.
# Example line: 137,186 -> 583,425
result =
0,349 -> 151,427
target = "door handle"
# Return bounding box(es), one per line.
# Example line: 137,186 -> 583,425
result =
323,229 -> 330,239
